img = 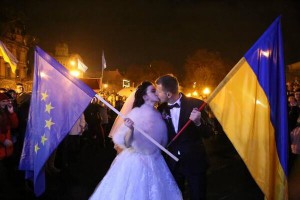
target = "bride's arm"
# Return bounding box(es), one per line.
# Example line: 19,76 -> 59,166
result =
124,118 -> 134,147
112,118 -> 134,148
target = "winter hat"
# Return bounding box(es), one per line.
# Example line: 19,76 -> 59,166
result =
0,93 -> 9,101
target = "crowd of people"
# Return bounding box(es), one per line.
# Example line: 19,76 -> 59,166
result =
0,74 -> 299,199
0,83 -> 31,199
286,78 -> 300,169
0,83 -> 126,199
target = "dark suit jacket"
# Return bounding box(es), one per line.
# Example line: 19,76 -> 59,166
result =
158,94 -> 212,175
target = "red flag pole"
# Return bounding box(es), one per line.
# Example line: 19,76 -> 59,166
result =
167,101 -> 207,147
166,59 -> 244,148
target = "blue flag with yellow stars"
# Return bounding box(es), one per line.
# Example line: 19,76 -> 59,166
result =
19,46 -> 96,196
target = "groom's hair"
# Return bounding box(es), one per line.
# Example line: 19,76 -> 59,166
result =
155,74 -> 179,94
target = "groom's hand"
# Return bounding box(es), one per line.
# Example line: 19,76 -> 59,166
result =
189,108 -> 201,126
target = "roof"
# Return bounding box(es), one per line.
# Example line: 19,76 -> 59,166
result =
79,78 -> 100,90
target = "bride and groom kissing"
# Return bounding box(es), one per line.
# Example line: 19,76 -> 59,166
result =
90,74 -> 212,200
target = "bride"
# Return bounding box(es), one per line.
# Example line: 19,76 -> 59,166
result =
89,81 -> 182,200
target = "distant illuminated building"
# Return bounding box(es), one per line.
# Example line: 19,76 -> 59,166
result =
0,27 -> 29,80
0,21 -> 31,90
54,43 -> 87,77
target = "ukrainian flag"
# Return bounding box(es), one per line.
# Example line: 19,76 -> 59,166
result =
0,40 -> 18,73
209,17 -> 288,200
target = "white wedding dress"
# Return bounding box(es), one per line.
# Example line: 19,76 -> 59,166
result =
89,104 -> 182,200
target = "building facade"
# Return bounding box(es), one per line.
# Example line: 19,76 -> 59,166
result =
0,24 -> 30,90
54,43 -> 87,78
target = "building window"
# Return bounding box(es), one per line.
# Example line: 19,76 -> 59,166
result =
123,79 -> 130,88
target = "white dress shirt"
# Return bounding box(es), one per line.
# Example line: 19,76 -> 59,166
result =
168,94 -> 182,133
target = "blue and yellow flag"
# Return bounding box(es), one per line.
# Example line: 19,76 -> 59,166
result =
0,40 -> 18,73
19,46 -> 96,196
209,17 -> 288,200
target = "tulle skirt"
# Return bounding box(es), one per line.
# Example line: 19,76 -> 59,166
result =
89,148 -> 182,200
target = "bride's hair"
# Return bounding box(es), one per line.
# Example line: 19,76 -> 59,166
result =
133,81 -> 152,108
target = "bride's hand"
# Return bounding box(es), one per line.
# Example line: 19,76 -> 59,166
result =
124,118 -> 134,130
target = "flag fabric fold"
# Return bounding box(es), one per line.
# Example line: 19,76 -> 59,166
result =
209,17 -> 288,200
0,40 -> 18,73
19,46 -> 96,196
78,59 -> 88,72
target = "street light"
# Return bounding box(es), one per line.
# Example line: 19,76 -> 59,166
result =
70,60 -> 76,66
203,87 -> 211,95
70,70 -> 80,77
192,91 -> 198,97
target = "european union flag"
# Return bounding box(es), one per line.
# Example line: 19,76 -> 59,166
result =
19,46 -> 96,196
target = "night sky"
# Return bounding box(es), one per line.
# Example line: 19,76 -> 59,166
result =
3,0 -> 300,71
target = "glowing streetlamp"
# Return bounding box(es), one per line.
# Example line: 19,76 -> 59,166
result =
203,87 -> 211,95
103,83 -> 108,89
70,70 -> 80,77
70,60 -> 76,66
192,91 -> 198,97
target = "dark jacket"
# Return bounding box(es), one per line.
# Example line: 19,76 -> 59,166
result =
158,94 -> 213,174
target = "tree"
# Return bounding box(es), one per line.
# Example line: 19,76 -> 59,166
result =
124,64 -> 149,86
183,49 -> 229,92
148,60 -> 176,80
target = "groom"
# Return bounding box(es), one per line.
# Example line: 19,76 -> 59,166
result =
156,74 -> 212,200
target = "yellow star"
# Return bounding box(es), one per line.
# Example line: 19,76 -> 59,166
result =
35,143 -> 40,154
41,134 -> 48,145
41,92 -> 48,101
45,118 -> 55,129
45,102 -> 54,114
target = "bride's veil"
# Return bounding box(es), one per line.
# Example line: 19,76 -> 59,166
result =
109,89 -> 136,138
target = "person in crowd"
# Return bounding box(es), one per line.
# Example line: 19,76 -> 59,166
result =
0,93 -> 19,193
5,90 -> 18,133
89,81 -> 182,200
15,83 -> 31,164
288,94 -> 300,132
0,88 -> 7,93
99,97 -> 109,137
16,83 -> 31,106
155,74 -> 213,200
290,114 -> 300,169
286,81 -> 294,96
4,90 -> 20,168
63,113 -> 86,169
294,88 -> 300,106
0,93 -> 18,159
84,97 -> 105,148
115,95 -> 125,111
5,90 -> 18,112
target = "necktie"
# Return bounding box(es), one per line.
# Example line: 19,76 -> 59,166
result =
167,103 -> 180,109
